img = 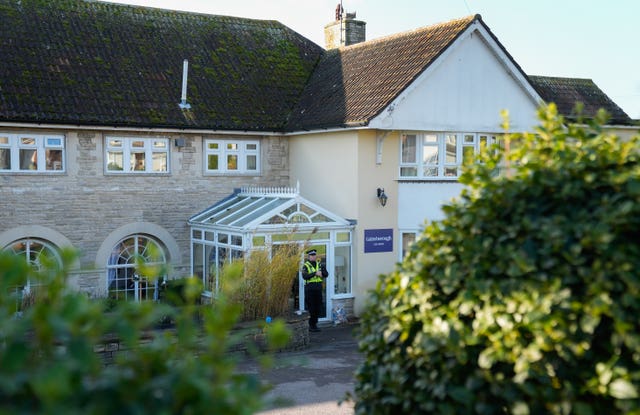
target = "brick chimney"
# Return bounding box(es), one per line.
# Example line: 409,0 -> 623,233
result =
324,3 -> 366,49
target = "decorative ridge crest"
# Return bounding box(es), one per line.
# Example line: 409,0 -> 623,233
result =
239,181 -> 300,197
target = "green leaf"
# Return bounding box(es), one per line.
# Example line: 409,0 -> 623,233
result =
610,379 -> 638,399
573,401 -> 594,415
353,109 -> 640,414
448,385 -> 473,404
512,401 -> 530,415
478,349 -> 494,369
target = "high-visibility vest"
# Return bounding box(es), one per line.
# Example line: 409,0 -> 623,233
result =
304,261 -> 323,284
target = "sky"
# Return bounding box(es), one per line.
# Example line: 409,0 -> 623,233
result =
102,0 -> 640,120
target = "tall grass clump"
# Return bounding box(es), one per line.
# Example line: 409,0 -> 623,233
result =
221,243 -> 303,321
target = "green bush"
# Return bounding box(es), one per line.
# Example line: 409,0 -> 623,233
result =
158,277 -> 194,306
353,105 -> 640,414
0,248 -> 289,414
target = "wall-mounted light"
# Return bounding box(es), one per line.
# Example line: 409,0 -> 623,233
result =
377,187 -> 388,207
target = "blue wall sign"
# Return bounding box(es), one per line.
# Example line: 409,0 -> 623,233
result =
364,228 -> 393,253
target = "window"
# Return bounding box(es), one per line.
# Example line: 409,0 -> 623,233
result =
5,238 -> 61,272
400,132 -> 499,179
107,235 -> 167,301
0,133 -> 65,173
334,244 -> 351,295
400,232 -> 417,259
191,229 -> 244,293
105,137 -> 169,173
3,239 -> 61,311
205,139 -> 260,174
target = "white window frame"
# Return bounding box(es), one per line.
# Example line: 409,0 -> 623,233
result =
191,228 -> 244,294
399,231 -> 418,261
3,238 -> 61,313
105,136 -> 169,174
106,234 -> 167,302
204,138 -> 260,175
0,133 -> 66,173
399,132 -> 499,179
333,230 -> 352,296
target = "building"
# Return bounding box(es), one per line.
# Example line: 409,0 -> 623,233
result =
1,1 -> 635,319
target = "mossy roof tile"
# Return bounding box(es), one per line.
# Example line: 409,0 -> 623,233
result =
528,75 -> 631,125
1,3 -> 630,132
0,0 -> 323,131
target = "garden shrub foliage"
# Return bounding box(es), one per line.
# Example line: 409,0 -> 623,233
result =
0,248 -> 289,414
354,105 -> 640,414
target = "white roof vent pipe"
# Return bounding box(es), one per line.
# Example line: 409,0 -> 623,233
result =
178,59 -> 191,109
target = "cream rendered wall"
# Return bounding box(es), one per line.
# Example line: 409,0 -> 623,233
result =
607,126 -> 640,141
288,22 -> 549,314
289,129 -> 399,315
353,130 -> 400,314
289,130 -> 359,216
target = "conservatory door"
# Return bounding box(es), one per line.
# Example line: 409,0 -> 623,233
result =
299,243 -> 330,322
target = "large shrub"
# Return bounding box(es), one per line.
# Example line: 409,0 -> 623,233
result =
0,248 -> 289,414
353,105 -> 640,414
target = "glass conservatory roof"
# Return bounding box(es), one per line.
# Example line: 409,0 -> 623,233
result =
188,185 -> 353,232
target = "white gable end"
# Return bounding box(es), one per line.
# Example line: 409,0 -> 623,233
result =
369,24 -> 542,133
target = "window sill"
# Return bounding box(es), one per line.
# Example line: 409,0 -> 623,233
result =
203,172 -> 261,177
0,171 -> 67,175
104,172 -> 172,176
398,178 -> 461,183
331,293 -> 354,300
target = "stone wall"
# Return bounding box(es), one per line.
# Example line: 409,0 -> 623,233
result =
0,128 -> 289,297
230,311 -> 311,353
95,312 -> 310,365
330,296 -> 355,324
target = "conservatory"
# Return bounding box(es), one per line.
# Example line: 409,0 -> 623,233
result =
188,185 -> 355,321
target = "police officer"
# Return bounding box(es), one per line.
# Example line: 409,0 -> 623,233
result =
302,249 -> 328,332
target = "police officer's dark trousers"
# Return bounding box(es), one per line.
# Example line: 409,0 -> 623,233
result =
305,282 -> 322,329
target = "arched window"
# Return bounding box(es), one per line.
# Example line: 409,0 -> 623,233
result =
3,238 -> 61,311
6,238 -> 61,271
106,234 -> 167,301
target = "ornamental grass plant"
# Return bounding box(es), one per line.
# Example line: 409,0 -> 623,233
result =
221,242 -> 303,321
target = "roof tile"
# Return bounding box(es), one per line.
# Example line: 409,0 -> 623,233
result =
0,0 -> 324,131
1,3 -> 631,131
286,16 -> 477,130
528,75 -> 631,125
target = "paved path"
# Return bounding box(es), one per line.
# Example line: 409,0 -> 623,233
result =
238,323 -> 363,415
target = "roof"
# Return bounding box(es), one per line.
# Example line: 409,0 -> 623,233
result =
528,76 -> 632,125
189,186 -> 353,232
0,0 -> 323,131
0,3 -> 631,131
286,15 -> 479,130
